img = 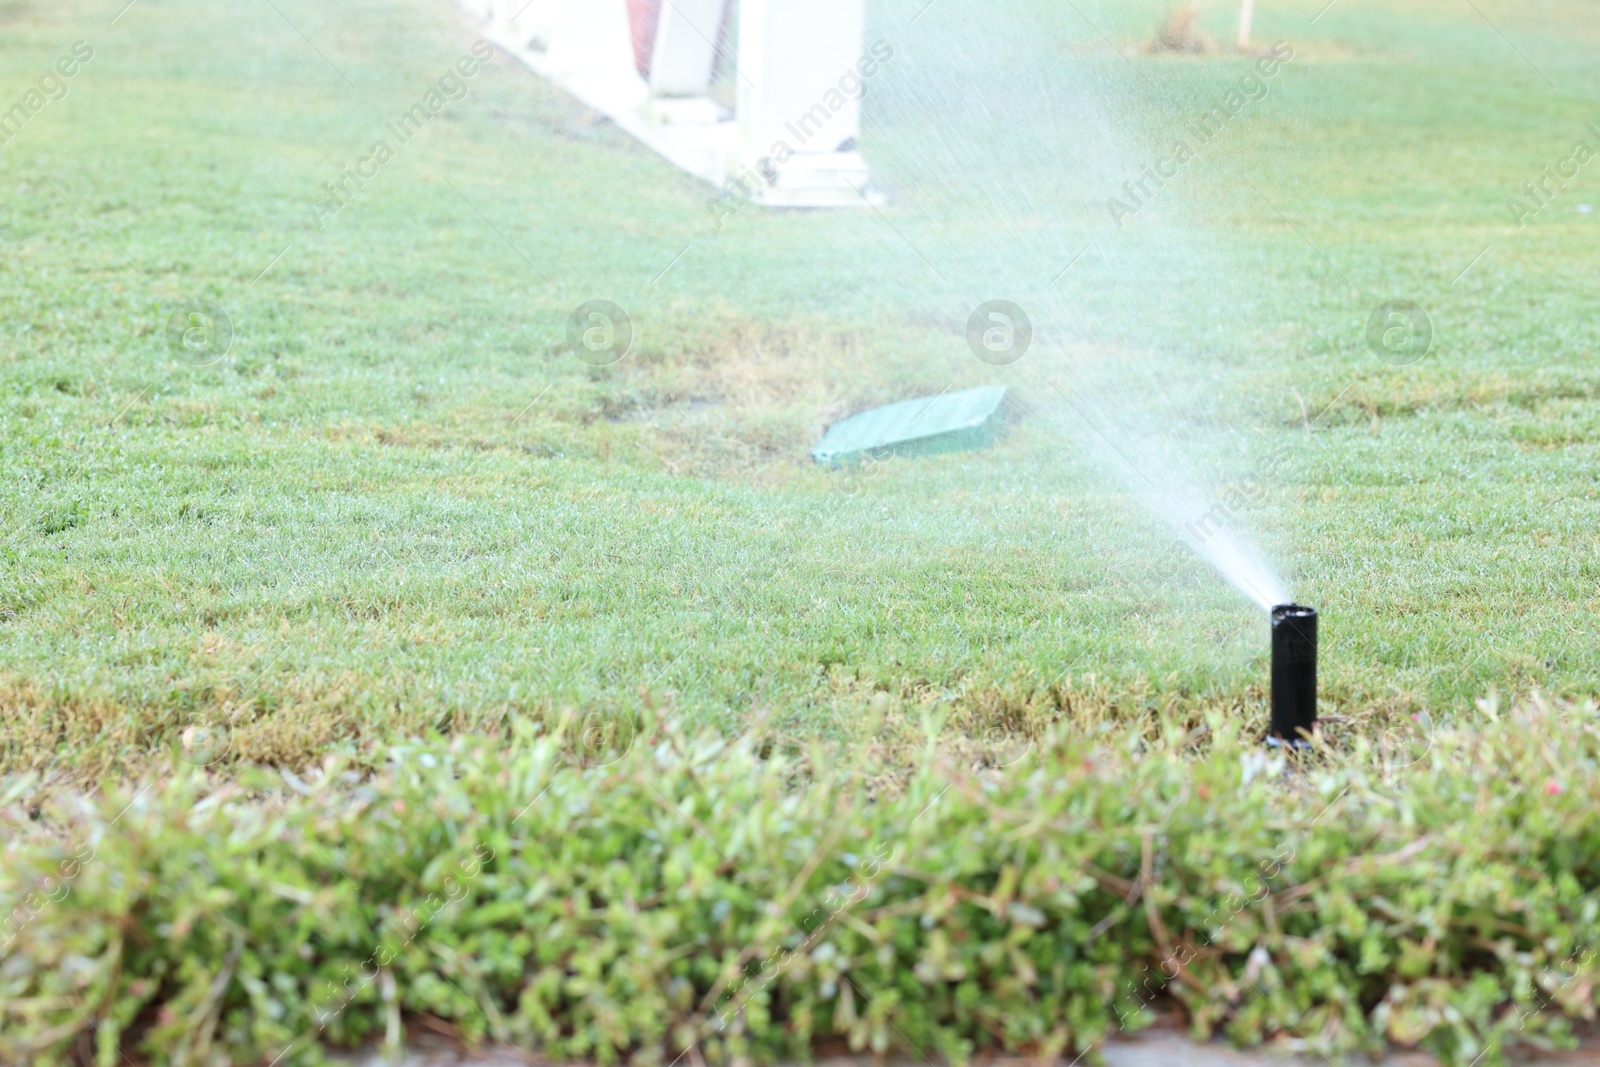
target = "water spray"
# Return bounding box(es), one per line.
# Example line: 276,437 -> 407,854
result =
1269,604 -> 1317,747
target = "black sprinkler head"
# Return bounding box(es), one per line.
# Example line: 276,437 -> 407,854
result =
1269,604 -> 1318,747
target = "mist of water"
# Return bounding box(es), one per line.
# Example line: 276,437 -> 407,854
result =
783,0 -> 1297,610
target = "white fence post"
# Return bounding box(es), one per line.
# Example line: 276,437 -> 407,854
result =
460,0 -> 881,207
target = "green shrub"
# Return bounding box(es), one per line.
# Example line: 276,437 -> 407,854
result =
2,697 -> 1599,1066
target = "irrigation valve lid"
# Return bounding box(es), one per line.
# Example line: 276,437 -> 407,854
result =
811,386 -> 1006,465
1269,604 -> 1318,748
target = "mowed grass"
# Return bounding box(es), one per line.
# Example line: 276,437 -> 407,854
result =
0,0 -> 1597,780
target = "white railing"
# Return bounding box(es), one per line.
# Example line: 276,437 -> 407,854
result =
460,0 -> 880,207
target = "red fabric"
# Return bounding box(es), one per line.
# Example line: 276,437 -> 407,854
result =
626,0 -> 663,78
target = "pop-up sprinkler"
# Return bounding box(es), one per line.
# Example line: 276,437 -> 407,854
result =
1269,604 -> 1317,747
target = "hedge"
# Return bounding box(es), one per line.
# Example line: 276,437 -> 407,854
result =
2,696 -> 1599,1066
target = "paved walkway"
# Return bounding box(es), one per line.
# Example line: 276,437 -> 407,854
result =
330,1026 -> 1600,1066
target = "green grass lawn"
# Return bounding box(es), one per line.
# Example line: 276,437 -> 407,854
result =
2,0 -> 1598,781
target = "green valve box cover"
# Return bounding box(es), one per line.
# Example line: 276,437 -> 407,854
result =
811,385 -> 1007,465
